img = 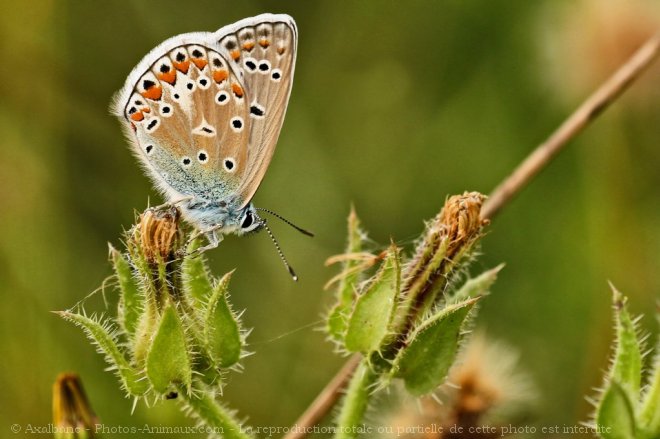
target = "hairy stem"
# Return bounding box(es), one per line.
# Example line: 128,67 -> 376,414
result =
178,387 -> 253,439
334,360 -> 378,439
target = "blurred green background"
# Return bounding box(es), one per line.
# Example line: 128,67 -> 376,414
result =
1,0 -> 658,437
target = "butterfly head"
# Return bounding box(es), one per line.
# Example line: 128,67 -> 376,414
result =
181,199 -> 263,237
236,204 -> 263,235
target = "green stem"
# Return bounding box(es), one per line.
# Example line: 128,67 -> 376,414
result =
179,386 -> 253,439
334,360 -> 378,439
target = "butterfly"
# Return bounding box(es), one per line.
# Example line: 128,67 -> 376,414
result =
113,14 -> 309,277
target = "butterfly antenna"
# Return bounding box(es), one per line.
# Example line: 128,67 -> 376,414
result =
261,220 -> 298,281
255,208 -> 314,237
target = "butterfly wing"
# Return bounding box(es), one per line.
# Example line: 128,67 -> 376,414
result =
113,35 -> 252,207
213,14 -> 297,208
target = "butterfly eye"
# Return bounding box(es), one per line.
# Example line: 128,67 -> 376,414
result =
241,211 -> 253,229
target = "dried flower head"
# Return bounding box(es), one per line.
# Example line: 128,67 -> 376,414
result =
399,192 -> 488,330
132,206 -> 182,263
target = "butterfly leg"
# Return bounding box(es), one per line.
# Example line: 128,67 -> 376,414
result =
182,224 -> 225,257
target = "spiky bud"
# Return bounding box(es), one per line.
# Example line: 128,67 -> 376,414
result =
59,206 -> 246,409
328,192 -> 500,436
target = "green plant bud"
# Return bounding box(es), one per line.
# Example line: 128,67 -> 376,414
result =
450,264 -> 504,303
327,304 -> 349,344
57,312 -> 148,396
397,192 -> 487,333
392,297 -> 479,396
205,271 -> 242,368
609,285 -> 642,400
327,207 -> 367,342
182,239 -> 213,308
597,380 -> 636,439
110,244 -> 143,337
146,303 -> 192,394
345,244 -> 401,354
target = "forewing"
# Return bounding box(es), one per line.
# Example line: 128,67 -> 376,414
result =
115,40 -> 251,204
213,14 -> 297,208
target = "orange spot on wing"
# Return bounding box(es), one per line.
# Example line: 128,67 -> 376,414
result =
173,60 -> 190,73
230,49 -> 240,61
191,58 -> 208,69
213,69 -> 229,83
130,111 -> 145,122
140,85 -> 162,101
277,46 -> 286,55
242,41 -> 255,51
231,83 -> 244,98
142,107 -> 151,113
259,38 -> 270,48
157,70 -> 177,85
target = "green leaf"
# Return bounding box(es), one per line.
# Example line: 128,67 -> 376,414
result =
110,245 -> 143,337
327,207 -> 366,342
344,244 -> 400,354
205,271 -> 242,368
392,297 -> 479,396
182,239 -> 213,308
57,311 -> 148,396
597,380 -> 636,439
450,264 -> 504,303
146,303 -> 192,394
609,284 -> 642,399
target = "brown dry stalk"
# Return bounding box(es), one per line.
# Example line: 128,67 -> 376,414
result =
283,33 -> 660,439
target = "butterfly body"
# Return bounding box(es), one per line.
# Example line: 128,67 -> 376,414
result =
113,14 -> 297,244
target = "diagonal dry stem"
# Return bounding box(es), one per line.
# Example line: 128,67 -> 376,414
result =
283,33 -> 660,439
480,33 -> 660,220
